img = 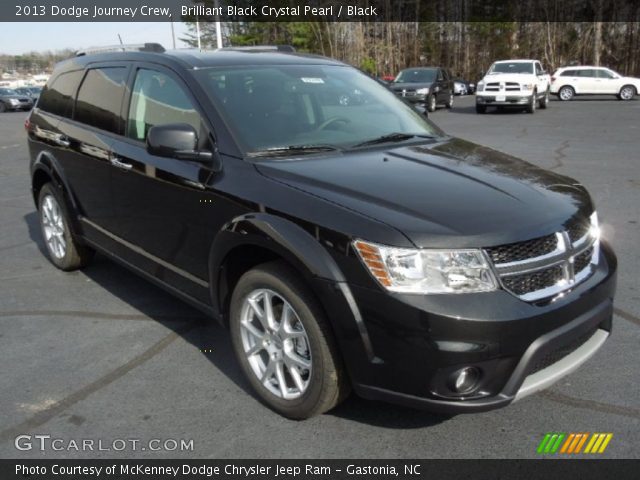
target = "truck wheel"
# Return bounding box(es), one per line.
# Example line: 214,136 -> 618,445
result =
38,183 -> 94,271
558,86 -> 574,101
618,85 -> 635,101
427,94 -> 437,112
229,261 -> 349,419
475,104 -> 486,114
445,93 -> 454,109
539,88 -> 550,109
526,93 -> 536,114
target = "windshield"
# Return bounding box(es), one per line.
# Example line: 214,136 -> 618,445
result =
0,88 -> 15,95
194,64 -> 441,155
394,68 -> 437,83
488,62 -> 534,75
29,87 -> 42,93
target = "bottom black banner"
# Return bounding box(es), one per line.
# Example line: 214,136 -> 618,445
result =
2,459 -> 639,480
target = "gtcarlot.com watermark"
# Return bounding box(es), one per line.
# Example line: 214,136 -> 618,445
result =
15,434 -> 194,452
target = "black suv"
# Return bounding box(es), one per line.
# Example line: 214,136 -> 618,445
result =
27,45 -> 616,419
389,67 -> 454,112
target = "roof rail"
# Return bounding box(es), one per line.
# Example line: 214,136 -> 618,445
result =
220,45 -> 296,53
76,43 -> 165,57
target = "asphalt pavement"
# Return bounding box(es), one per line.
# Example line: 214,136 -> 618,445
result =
0,95 -> 638,459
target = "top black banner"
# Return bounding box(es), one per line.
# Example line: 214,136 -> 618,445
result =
6,0 -> 640,22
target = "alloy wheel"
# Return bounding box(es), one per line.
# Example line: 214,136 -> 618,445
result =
41,194 -> 66,259
239,289 -> 312,400
620,87 -> 634,100
559,87 -> 573,101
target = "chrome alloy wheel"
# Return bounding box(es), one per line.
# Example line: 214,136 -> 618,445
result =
41,194 -> 66,259
240,289 -> 312,399
620,86 -> 634,100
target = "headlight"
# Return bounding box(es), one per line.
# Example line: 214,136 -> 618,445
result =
476,82 -> 484,92
521,84 -> 534,91
9,98 -> 19,104
353,240 -> 498,294
416,87 -> 429,95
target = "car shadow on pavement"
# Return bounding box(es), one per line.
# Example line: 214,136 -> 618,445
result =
24,210 -> 454,428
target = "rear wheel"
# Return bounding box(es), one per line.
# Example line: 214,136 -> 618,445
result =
229,261 -> 348,419
0,102 -> 6,113
445,93 -> 454,109
38,183 -> 94,271
558,86 -> 574,101
618,85 -> 635,100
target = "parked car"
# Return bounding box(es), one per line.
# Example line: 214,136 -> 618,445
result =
551,66 -> 640,101
389,67 -> 454,111
476,59 -> 551,113
453,80 -> 468,95
14,86 -> 42,102
27,45 -> 616,419
0,87 -> 34,112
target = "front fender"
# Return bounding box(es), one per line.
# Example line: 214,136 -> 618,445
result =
208,212 -> 376,366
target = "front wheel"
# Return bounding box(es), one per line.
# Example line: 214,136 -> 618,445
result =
618,85 -> 636,101
0,102 -> 6,113
558,86 -> 574,101
525,92 -> 536,113
38,183 -> 94,270
426,94 -> 437,112
539,89 -> 550,109
229,261 -> 348,419
475,104 -> 486,114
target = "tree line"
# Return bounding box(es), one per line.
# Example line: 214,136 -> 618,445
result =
182,22 -> 640,80
0,50 -> 76,74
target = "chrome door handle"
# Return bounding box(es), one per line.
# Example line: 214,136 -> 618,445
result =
54,134 -> 70,148
110,155 -> 132,170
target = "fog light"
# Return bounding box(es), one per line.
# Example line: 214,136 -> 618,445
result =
449,367 -> 481,394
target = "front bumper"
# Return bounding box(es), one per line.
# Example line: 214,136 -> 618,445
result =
342,241 -> 617,413
476,94 -> 532,106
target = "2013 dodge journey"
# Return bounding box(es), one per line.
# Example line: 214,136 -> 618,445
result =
27,44 -> 616,419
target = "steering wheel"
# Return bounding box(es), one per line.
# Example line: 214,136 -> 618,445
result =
315,116 -> 350,131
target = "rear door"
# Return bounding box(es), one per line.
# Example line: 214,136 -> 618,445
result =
107,64 -> 221,302
55,64 -> 129,234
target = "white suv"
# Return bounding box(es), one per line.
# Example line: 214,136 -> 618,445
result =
551,66 -> 640,101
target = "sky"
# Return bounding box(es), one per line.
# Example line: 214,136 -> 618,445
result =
0,22 -> 192,55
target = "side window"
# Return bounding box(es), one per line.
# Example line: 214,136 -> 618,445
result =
75,67 -> 127,134
561,70 -> 576,77
38,70 -> 83,118
437,69 -> 444,81
127,69 -> 200,142
597,69 -> 615,79
535,63 -> 542,75
578,70 -> 596,78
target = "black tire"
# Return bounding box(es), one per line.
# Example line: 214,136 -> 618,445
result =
445,92 -> 454,109
475,104 -> 486,114
525,92 -> 536,113
0,102 -> 6,113
37,183 -> 94,271
618,85 -> 636,101
558,86 -> 574,101
229,261 -> 349,419
539,88 -> 550,109
426,94 -> 437,112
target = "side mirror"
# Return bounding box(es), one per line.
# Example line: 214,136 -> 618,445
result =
146,123 -> 212,162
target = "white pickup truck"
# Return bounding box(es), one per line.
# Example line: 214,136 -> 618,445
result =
476,59 -> 551,114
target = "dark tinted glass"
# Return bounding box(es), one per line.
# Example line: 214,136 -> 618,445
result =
560,70 -> 576,76
577,70 -> 596,77
596,69 -> 615,79
127,69 -> 200,142
38,70 -> 83,118
75,68 -> 127,134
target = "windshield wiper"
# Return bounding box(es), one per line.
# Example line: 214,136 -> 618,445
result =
351,132 -> 436,148
249,144 -> 341,158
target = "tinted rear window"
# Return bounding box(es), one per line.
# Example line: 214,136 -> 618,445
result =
38,70 -> 83,118
75,67 -> 127,134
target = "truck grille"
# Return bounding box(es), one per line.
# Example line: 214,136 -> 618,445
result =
485,81 -> 521,92
485,220 -> 598,302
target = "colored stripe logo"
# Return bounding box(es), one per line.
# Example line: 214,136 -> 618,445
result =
537,433 -> 612,454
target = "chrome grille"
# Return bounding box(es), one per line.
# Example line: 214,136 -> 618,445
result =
486,222 -> 598,302
485,81 -> 521,92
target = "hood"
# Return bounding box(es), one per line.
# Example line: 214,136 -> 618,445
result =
481,73 -> 535,84
255,137 -> 593,248
389,82 -> 433,91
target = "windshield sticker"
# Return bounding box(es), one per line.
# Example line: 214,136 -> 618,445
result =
300,77 -> 324,84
